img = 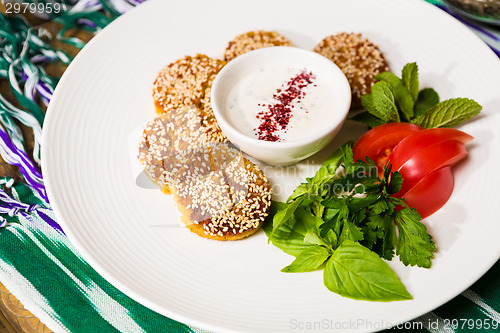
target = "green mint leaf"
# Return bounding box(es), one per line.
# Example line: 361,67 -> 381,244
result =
375,72 -> 414,120
360,93 -> 381,118
401,62 -> 419,101
270,196 -> 304,239
375,71 -> 402,87
394,207 -> 436,268
414,88 -> 440,118
350,111 -> 386,128
282,245 -> 331,273
323,240 -> 412,301
370,81 -> 400,122
412,97 -> 482,129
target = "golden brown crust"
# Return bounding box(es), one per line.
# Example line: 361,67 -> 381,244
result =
313,32 -> 389,109
174,158 -> 271,241
138,107 -> 271,241
152,54 -> 226,113
224,30 -> 293,61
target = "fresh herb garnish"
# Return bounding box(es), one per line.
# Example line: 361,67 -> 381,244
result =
264,144 -> 436,302
352,62 -> 482,128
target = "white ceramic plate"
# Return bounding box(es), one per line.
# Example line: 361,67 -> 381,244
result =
42,0 -> 500,332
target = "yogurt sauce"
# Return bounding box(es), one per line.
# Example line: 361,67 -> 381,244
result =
223,65 -> 336,142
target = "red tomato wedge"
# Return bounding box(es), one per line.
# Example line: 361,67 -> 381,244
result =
353,124 -> 473,219
401,166 -> 454,219
392,139 -> 468,196
352,123 -> 423,170
388,128 -> 474,171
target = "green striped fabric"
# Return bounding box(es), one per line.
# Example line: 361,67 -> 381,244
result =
0,1 -> 498,332
0,179 -> 194,332
0,177 -> 498,332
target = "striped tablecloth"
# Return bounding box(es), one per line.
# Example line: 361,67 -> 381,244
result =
0,1 -> 498,332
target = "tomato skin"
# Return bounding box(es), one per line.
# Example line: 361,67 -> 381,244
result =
353,124 -> 473,219
392,139 -> 468,196
352,123 -> 423,170
401,166 -> 454,219
388,128 -> 473,171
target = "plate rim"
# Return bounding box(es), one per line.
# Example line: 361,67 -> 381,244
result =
41,0 -> 500,331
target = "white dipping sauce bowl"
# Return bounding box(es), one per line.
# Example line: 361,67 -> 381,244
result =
211,46 -> 351,166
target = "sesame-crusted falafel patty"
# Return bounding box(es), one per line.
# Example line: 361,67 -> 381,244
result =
138,107 -> 271,240
224,30 -> 293,62
152,54 -> 226,113
313,33 -> 389,109
152,55 -> 227,143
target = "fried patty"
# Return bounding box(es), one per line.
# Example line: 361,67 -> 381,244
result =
313,32 -> 389,109
224,30 -> 293,61
152,54 -> 226,113
138,107 -> 271,240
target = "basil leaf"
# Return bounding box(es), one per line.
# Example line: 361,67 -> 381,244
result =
287,143 -> 349,203
323,229 -> 338,249
323,240 -> 412,301
304,232 -> 329,247
413,87 -> 439,118
412,97 -> 482,129
263,204 -> 311,257
401,62 -> 419,101
281,245 -> 331,273
310,165 -> 329,184
265,203 -> 329,256
375,72 -> 414,120
342,145 -> 354,169
287,183 -> 309,202
321,143 -> 349,173
295,207 -> 324,233
270,197 -> 304,238
267,228 -> 311,257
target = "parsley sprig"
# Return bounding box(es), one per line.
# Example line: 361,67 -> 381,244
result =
264,144 -> 436,302
351,62 -> 482,128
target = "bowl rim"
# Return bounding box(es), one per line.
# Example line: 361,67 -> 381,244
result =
210,46 -> 352,149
